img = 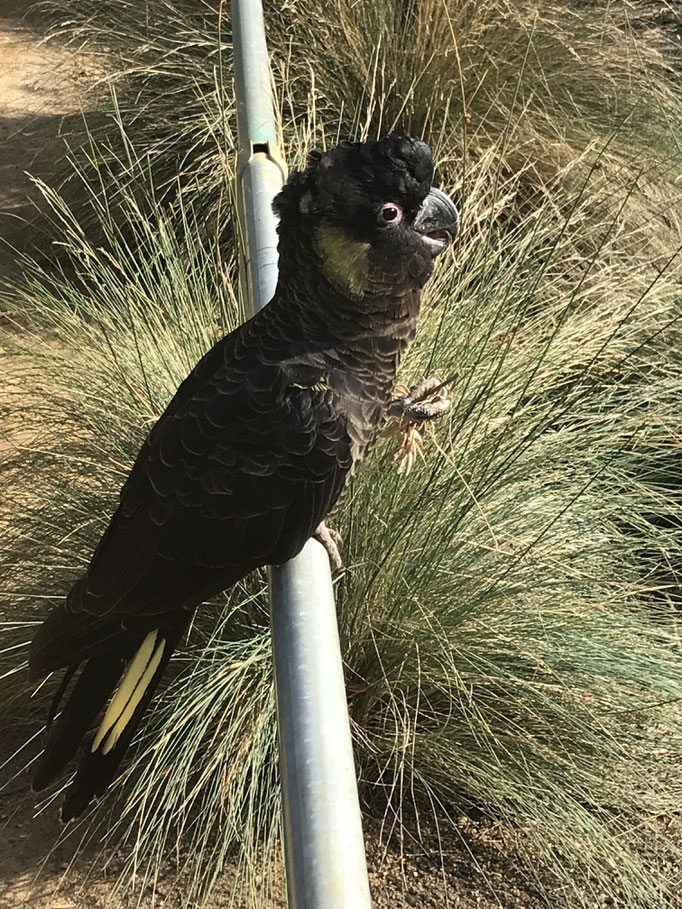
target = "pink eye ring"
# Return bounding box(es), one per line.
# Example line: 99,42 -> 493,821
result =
379,202 -> 403,224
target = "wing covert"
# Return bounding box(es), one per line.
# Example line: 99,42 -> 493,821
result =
69,359 -> 351,617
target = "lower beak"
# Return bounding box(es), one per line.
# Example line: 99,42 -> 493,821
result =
414,187 -> 460,256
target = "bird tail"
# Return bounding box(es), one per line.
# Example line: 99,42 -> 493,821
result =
30,607 -> 189,821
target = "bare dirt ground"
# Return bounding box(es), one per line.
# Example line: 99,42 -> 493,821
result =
0,0 -> 101,256
0,4 -> 566,907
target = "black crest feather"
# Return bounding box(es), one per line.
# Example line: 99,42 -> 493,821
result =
274,134 -> 434,228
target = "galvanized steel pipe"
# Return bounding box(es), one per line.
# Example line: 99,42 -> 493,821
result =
230,2 -> 372,906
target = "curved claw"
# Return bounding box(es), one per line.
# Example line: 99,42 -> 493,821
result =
313,522 -> 344,572
388,375 -> 453,423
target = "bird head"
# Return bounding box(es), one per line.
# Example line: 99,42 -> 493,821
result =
273,135 -> 459,298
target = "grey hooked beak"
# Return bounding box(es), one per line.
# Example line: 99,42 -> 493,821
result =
413,187 -> 460,256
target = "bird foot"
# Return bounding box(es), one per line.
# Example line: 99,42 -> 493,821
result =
386,374 -> 456,475
313,523 -> 344,572
388,375 -> 453,423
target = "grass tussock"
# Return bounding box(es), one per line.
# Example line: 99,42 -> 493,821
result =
2,1 -> 682,907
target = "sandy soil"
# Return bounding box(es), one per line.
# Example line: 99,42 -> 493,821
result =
0,770 -> 547,909
0,0 -> 102,256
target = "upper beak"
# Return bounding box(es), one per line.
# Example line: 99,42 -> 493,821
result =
413,187 -> 460,256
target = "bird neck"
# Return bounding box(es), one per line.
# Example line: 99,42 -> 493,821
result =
271,232 -> 422,362
261,278 -> 417,401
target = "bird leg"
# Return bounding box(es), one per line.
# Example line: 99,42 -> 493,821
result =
313,522 -> 344,572
388,375 -> 452,423
386,375 -> 456,475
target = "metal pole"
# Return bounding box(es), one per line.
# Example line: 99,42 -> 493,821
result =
231,3 -> 372,907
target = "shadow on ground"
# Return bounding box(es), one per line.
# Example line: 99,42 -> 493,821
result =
0,0 -> 104,264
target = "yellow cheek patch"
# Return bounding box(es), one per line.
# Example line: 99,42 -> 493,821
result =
91,629 -> 165,755
315,224 -> 369,296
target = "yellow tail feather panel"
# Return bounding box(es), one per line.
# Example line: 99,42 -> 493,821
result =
91,629 -> 165,755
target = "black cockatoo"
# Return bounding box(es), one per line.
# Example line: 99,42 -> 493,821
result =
29,134 -> 459,819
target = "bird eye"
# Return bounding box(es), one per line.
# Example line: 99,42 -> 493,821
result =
379,202 -> 402,225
